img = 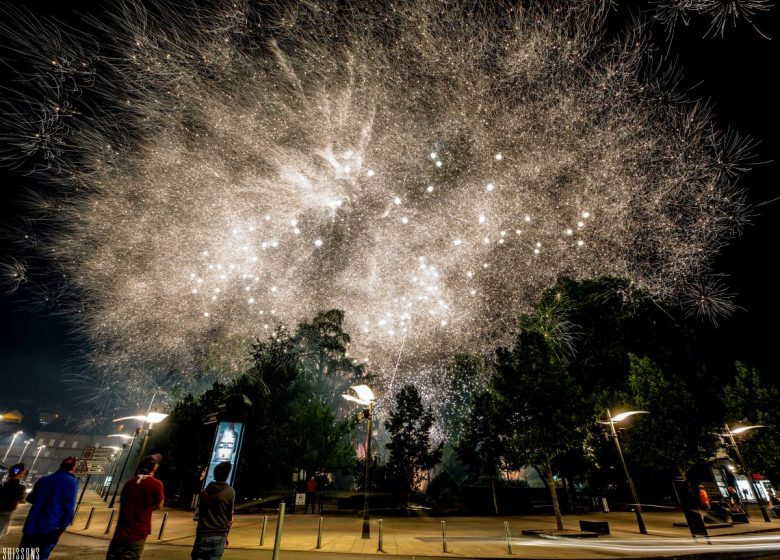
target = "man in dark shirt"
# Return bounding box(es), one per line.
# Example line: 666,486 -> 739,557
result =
191,462 -> 235,560
0,463 -> 27,539
19,457 -> 79,560
107,453 -> 165,560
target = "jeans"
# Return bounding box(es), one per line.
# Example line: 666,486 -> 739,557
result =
106,538 -> 147,560
0,512 -> 11,539
18,531 -> 61,560
191,534 -> 227,560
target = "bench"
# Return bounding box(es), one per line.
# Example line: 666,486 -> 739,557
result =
579,520 -> 610,535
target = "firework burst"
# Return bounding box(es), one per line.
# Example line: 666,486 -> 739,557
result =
0,0 -> 753,408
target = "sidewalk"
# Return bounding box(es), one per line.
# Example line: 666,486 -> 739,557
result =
67,492 -> 780,559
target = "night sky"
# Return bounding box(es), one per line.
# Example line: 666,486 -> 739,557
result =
0,1 -> 778,415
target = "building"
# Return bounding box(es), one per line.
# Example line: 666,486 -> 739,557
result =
0,429 -> 119,482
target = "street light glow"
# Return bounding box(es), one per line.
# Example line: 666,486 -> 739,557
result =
107,434 -> 134,440
348,384 -> 376,405
611,410 -> 649,423
730,425 -> 764,435
113,412 -> 169,426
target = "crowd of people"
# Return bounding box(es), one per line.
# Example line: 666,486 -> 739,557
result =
0,454 -> 235,560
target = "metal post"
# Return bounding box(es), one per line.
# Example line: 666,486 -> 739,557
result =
608,409 -> 647,534
378,519 -> 384,552
135,428 -> 153,474
104,446 -> 125,500
441,520 -> 448,553
726,424 -> 771,522
84,507 -> 95,530
158,512 -> 169,540
272,501 -> 285,560
259,515 -> 268,546
2,432 -> 20,463
504,521 -> 513,554
77,474 -> 91,508
105,509 -> 116,534
362,404 -> 372,539
316,516 -> 323,548
109,428 -> 140,509
26,446 -> 44,483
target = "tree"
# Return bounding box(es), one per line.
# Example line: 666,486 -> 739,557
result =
384,384 -> 442,506
455,390 -> 505,514
623,354 -> 717,491
724,362 -> 780,481
494,330 -> 588,530
157,315 -> 358,500
293,310 -> 365,408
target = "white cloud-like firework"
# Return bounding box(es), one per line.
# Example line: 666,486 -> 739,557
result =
0,0 -> 751,407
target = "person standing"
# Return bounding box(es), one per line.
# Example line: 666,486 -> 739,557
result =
18,457 -> 79,560
191,462 -> 235,560
0,463 -> 27,539
107,454 -> 165,560
698,484 -> 710,510
305,476 -> 317,514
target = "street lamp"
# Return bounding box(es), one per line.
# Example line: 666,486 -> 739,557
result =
107,430 -> 141,508
101,446 -> 123,499
605,409 -> 648,535
342,384 -> 376,539
26,445 -> 45,482
723,424 -> 771,523
17,439 -> 34,463
113,412 -> 169,469
2,431 -> 24,463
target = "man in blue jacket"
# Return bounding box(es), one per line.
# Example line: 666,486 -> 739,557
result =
18,456 -> 79,560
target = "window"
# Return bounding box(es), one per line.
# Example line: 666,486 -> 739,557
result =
44,450 -> 51,457
72,441 -> 79,449
48,439 -> 55,446
59,440 -> 66,448
37,438 -> 44,445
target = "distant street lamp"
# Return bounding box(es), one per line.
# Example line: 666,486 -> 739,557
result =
113,412 -> 169,474
26,445 -> 45,482
107,429 -> 141,508
605,409 -> 648,535
101,445 -> 124,499
2,430 -> 24,463
18,439 -> 34,463
724,424 -> 771,523
342,384 -> 376,539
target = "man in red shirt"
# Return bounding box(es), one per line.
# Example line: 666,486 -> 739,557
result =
107,453 -> 165,560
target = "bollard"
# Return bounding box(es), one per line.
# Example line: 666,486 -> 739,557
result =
378,519 -> 385,553
259,515 -> 268,546
441,520 -> 448,553
272,501 -> 286,560
84,507 -> 96,530
316,516 -> 323,549
504,521 -> 513,555
105,509 -> 116,534
158,512 -> 169,540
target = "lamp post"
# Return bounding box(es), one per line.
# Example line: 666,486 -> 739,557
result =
113,412 -> 169,471
342,385 -> 376,539
724,424 -> 771,523
101,446 -> 124,499
108,428 -> 140,508
606,409 -> 648,535
26,445 -> 45,482
18,439 -> 34,463
2,430 -> 23,463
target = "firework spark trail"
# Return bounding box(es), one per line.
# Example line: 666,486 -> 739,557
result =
0,0 -> 752,412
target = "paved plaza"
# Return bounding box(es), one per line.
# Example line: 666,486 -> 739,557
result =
4,492 -> 780,559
